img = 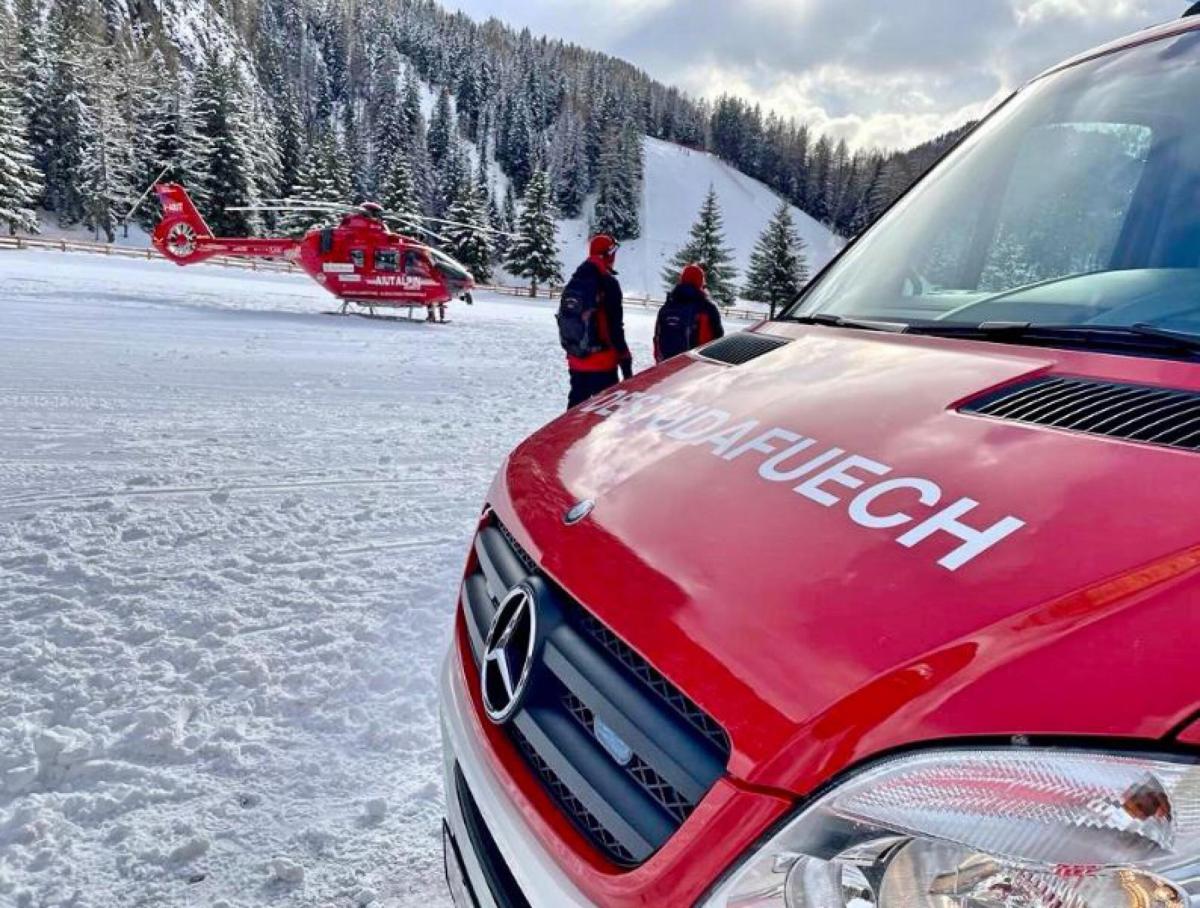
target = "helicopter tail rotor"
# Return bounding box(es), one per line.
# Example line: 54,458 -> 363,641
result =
152,183 -> 214,263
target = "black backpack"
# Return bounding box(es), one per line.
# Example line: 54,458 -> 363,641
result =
557,269 -> 607,358
656,294 -> 701,360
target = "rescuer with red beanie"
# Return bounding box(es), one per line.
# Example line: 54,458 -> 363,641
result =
556,234 -> 633,408
654,262 -> 725,362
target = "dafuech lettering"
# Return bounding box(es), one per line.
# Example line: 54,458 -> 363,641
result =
581,390 -> 1026,571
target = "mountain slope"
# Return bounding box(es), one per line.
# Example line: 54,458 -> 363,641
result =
552,138 -> 841,299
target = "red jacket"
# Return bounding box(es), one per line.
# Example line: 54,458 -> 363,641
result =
565,257 -> 631,373
653,283 -> 725,362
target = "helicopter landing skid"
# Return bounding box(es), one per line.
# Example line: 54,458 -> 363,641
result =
323,301 -> 449,324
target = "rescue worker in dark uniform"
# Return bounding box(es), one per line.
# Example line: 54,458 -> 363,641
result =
559,235 -> 632,408
654,263 -> 725,362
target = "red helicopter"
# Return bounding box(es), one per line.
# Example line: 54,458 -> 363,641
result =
150,183 -> 485,322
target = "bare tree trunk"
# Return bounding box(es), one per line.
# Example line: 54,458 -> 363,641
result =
529,281 -> 538,298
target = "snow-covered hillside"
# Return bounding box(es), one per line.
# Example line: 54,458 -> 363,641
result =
19,134 -> 840,305
554,138 -> 840,299
0,248 -> 707,907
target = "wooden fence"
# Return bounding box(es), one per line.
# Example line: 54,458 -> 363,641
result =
478,282 -> 767,322
0,234 -> 299,274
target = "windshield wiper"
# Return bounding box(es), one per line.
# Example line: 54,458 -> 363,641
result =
788,313 -> 909,333
903,321 -> 1200,357
1127,322 -> 1200,353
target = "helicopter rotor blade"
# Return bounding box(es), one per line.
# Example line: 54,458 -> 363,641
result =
123,164 -> 173,225
259,199 -> 358,212
414,214 -> 520,239
377,209 -> 518,240
225,205 -> 347,214
381,214 -> 452,245
257,200 -> 519,238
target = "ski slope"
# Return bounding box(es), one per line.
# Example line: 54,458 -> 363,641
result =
0,250 -> 684,907
554,137 -> 842,298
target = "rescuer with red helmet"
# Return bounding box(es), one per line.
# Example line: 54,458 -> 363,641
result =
654,263 -> 725,362
556,234 -> 633,408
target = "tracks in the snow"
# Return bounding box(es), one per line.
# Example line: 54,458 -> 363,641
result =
0,475 -> 443,514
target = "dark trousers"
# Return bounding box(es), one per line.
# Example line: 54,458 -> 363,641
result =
568,369 -> 619,409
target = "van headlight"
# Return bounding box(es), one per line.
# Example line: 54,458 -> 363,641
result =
705,749 -> 1200,908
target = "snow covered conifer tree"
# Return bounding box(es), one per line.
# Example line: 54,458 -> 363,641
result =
191,53 -> 261,236
126,49 -> 177,231
77,49 -> 136,242
474,144 -> 491,203
584,78 -> 617,189
371,72 -> 407,191
444,175 -> 493,283
44,0 -> 92,226
744,200 -> 809,318
246,89 -> 284,218
506,168 -> 561,297
400,67 -> 425,143
435,140 -> 468,217
276,93 -> 304,198
502,182 -> 517,233
0,7 -> 42,234
380,149 -> 421,225
457,62 -> 482,143
622,118 -> 645,187
663,185 -> 739,306
592,123 -> 641,241
548,111 -> 587,219
495,181 -> 517,261
177,80 -> 215,212
393,67 -> 434,213
502,95 -> 536,195
12,0 -> 52,185
427,88 -> 454,167
285,127 -> 352,233
487,191 -> 506,262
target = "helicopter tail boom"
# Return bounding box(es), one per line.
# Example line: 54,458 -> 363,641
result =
152,183 -> 299,267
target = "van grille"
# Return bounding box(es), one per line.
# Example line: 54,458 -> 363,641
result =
698,332 -> 790,365
562,692 -> 694,824
510,726 -> 638,866
963,376 -> 1200,450
460,516 -> 730,867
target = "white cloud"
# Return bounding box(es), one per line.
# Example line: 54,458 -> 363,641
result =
1013,0 -> 1152,25
444,0 -> 1185,149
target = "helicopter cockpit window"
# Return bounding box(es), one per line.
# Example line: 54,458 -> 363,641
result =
349,249 -> 365,269
374,249 -> 399,273
404,251 -> 431,278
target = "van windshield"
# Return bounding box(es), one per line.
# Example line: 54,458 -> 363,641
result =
786,29 -> 1200,353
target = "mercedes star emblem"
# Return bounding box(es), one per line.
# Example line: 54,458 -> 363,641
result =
481,584 -> 538,724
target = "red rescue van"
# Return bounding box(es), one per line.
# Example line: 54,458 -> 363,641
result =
441,13 -> 1200,907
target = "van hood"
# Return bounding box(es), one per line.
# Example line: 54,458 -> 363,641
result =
494,325 -> 1200,794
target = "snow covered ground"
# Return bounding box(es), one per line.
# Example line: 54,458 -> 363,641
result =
0,250 -> 669,907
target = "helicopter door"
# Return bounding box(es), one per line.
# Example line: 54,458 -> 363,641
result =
404,251 -> 432,279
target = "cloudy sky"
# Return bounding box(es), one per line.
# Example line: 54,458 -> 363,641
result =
443,0 -> 1187,150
